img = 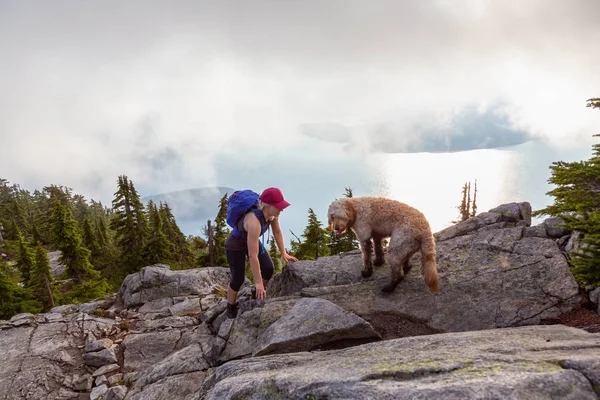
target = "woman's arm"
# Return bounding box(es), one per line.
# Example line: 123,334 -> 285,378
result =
271,217 -> 298,262
244,213 -> 266,299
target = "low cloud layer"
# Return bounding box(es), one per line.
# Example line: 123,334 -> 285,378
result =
301,105 -> 534,153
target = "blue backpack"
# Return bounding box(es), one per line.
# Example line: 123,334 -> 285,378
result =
226,190 -> 260,238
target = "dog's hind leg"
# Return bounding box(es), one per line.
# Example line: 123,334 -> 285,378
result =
382,231 -> 420,293
373,235 -> 385,267
360,238 -> 374,278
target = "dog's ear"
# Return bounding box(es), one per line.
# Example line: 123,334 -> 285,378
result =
344,199 -> 356,226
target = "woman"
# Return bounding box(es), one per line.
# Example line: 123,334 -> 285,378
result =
224,187 -> 298,318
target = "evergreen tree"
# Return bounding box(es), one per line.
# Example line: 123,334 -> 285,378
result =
328,187 -> 359,254
83,218 -> 101,257
10,197 -> 30,238
90,217 -> 120,282
195,220 -> 214,267
459,183 -> 470,222
72,194 -> 89,228
96,218 -> 109,251
294,208 -> 330,260
15,230 -> 35,285
471,180 -> 478,218
454,180 -> 478,223
288,230 -> 302,257
0,266 -> 19,319
111,176 -> 148,273
50,199 -> 99,283
159,202 -> 194,267
0,261 -> 42,319
30,223 -> 43,246
268,235 -> 283,273
43,185 -> 71,207
31,189 -> 53,245
31,243 -> 55,309
8,220 -> 20,243
143,201 -> 174,265
534,98 -> 600,284
213,194 -> 229,267
0,178 -> 10,207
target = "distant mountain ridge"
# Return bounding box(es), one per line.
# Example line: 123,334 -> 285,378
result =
141,186 -> 234,237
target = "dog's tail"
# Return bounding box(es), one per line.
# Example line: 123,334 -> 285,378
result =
420,234 -> 439,293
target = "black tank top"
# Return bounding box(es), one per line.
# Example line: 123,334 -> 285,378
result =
224,208 -> 272,252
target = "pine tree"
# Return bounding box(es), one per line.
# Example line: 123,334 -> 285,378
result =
87,211 -> 119,279
460,183 -> 470,221
111,175 -> 148,273
471,180 -> 478,218
0,261 -> 42,319
43,185 -> 71,208
31,189 -> 53,245
454,181 -> 478,223
294,208 -> 330,260
72,194 -> 89,228
268,235 -> 283,273
0,180 -> 16,239
0,178 -> 10,207
82,218 -> 101,259
20,190 -> 37,241
159,202 -> 193,267
213,194 -> 229,267
31,243 -> 55,309
15,230 -> 35,285
143,201 -> 174,265
96,218 -> 109,251
7,220 -> 20,243
31,223 -> 43,246
288,230 -> 302,257
50,199 -> 99,283
10,197 -> 30,238
0,266 -> 18,319
533,98 -> 600,284
196,220 -> 215,267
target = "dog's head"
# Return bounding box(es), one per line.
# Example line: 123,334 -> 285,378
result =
327,198 -> 356,234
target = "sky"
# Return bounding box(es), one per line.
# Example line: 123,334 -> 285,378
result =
1,0 -> 600,240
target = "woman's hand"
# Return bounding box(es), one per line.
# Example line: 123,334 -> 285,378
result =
255,282 -> 267,300
282,252 -> 298,263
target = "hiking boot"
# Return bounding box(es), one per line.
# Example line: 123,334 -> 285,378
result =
226,302 -> 238,319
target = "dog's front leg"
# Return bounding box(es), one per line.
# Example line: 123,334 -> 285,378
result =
360,239 -> 374,278
373,236 -> 385,267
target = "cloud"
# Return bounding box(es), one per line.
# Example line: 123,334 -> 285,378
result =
1,0 -> 599,203
300,123 -> 353,144
301,105 -> 534,153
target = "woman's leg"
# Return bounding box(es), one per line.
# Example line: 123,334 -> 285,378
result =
226,250 -> 247,317
257,247 -> 275,288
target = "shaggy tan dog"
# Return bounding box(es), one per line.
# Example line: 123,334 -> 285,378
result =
327,197 -> 439,293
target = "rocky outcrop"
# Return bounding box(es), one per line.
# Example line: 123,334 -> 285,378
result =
200,325 -> 600,400
269,202 -> 580,336
0,311 -> 119,400
118,264 -> 231,309
0,202 -> 597,400
0,266 -> 238,400
211,297 -> 380,364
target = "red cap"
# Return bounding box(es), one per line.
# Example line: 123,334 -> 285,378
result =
259,187 -> 290,210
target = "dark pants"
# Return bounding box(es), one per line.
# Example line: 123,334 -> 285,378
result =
226,246 -> 274,292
